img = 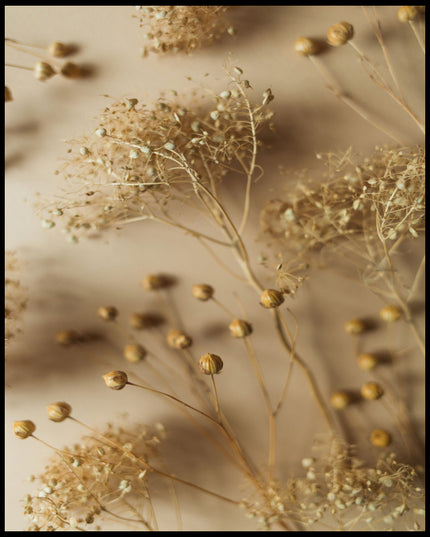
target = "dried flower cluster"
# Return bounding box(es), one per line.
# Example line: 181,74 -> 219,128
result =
24,421 -> 165,531
5,250 -> 27,347
134,6 -> 235,56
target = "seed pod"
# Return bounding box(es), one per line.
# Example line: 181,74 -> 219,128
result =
294,36 -> 319,56
48,41 -> 73,58
260,289 -> 284,308
370,429 -> 391,447
142,274 -> 166,291
47,402 -> 72,422
199,353 -> 223,375
192,283 -> 214,301
55,330 -> 80,346
330,391 -> 351,409
379,304 -> 402,322
229,318 -> 253,338
167,329 -> 192,349
60,62 -> 82,79
361,381 -> 384,400
5,86 -> 13,102
13,420 -> 36,439
357,353 -> 378,371
327,21 -> 354,46
103,370 -> 128,390
344,318 -> 366,335
123,343 -> 147,363
129,313 -> 151,329
34,61 -> 56,81
97,306 -> 118,321
397,6 -> 419,22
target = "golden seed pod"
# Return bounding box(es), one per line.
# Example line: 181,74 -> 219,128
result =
370,428 -> 391,447
379,304 -> 402,322
344,318 -> 366,335
123,343 -> 147,363
142,274 -> 166,291
361,381 -> 384,400
330,391 -> 351,409
397,6 -> 419,22
199,353 -> 223,375
47,402 -> 72,422
55,330 -> 80,346
357,353 -> 378,371
13,420 -> 36,439
294,36 -> 320,56
260,289 -> 284,309
34,61 -> 56,81
192,283 -> 214,301
5,85 -> 13,102
129,313 -> 149,329
97,306 -> 118,321
60,62 -> 82,79
167,329 -> 193,349
103,370 -> 128,390
327,21 -> 354,46
48,41 -> 72,58
229,318 -> 253,338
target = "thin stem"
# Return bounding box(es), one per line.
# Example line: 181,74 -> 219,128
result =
209,374 -> 222,421
409,20 -> 425,54
5,62 -> 34,71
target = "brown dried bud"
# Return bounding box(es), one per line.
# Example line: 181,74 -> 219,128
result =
5,86 -> 13,102
142,274 -> 166,291
229,318 -> 253,338
97,306 -> 118,321
13,420 -> 36,439
60,62 -> 82,79
192,283 -> 214,301
397,6 -> 419,22
370,429 -> 391,447
103,370 -> 128,390
260,289 -> 284,309
361,381 -> 384,400
357,353 -> 378,371
294,36 -> 320,56
344,318 -> 365,335
327,21 -> 354,46
167,329 -> 192,349
379,304 -> 402,322
123,343 -> 147,363
34,61 -> 56,81
199,353 -> 223,375
48,41 -> 73,58
330,391 -> 351,409
55,330 -> 80,346
130,313 -> 151,329
47,402 -> 72,422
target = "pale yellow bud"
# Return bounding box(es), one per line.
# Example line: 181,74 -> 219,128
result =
123,344 -> 147,363
327,21 -> 354,46
357,353 -> 378,371
13,420 -> 36,439
192,283 -> 214,301
47,402 -> 72,422
330,391 -> 351,409
260,289 -> 284,309
370,429 -> 391,447
34,61 -> 56,81
361,381 -> 384,400
379,304 -> 402,322
103,370 -> 128,390
199,353 -> 223,375
229,318 -> 253,338
294,37 -> 319,56
344,318 -> 365,335
167,329 -> 192,349
97,306 -> 118,321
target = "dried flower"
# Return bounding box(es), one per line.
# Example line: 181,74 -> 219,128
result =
103,370 -> 128,390
344,318 -> 366,335
357,353 -> 378,371
260,289 -> 284,309
48,41 -> 73,57
34,61 -> 56,81
60,62 -> 82,79
294,36 -> 319,56
13,420 -> 36,439
142,274 -> 167,291
192,283 -> 214,301
123,343 -> 147,363
327,21 -> 354,46
167,329 -> 192,350
199,353 -> 223,375
55,330 -> 80,346
379,304 -> 402,322
229,318 -> 253,338
330,391 -> 351,409
370,429 -> 391,447
47,402 -> 72,422
361,381 -> 384,400
97,306 -> 118,321
397,6 -> 419,22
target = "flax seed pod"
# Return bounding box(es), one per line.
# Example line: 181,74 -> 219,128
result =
167,329 -> 192,349
48,41 -> 73,58
142,274 -> 165,291
330,390 -> 351,409
294,36 -> 320,56
103,370 -> 128,390
397,6 -> 419,22
370,429 -> 391,447
344,318 -> 366,335
229,318 -> 253,338
5,86 -> 13,102
379,304 -> 402,322
97,306 -> 118,321
47,402 -> 72,422
55,330 -> 80,346
13,420 -> 36,439
357,353 -> 378,371
327,21 -> 354,46
260,289 -> 284,309
361,381 -> 384,400
123,343 -> 147,363
34,61 -> 56,81
192,283 -> 214,301
199,353 -> 223,375
60,62 -> 82,79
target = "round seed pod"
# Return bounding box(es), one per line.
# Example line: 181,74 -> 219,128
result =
13,420 -> 36,439
260,289 -> 284,309
123,343 -> 147,363
34,61 -> 56,81
370,429 -> 391,447
167,329 -> 192,349
192,283 -> 215,301
344,318 -> 366,335
129,313 -> 151,329
97,306 -> 118,321
60,62 -> 82,79
199,353 -> 223,375
397,6 -> 419,22
357,353 -> 378,371
229,318 -> 253,338
361,381 -> 384,400
47,402 -> 72,422
142,274 -> 166,291
327,21 -> 354,46
48,41 -> 73,57
55,330 -> 80,346
379,304 -> 402,322
330,391 -> 351,409
103,370 -> 128,390
5,86 -> 13,102
294,36 -> 320,56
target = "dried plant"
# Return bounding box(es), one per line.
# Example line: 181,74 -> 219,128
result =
5,250 -> 27,348
133,6 -> 235,56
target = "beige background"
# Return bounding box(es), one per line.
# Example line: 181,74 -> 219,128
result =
5,6 -> 425,531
